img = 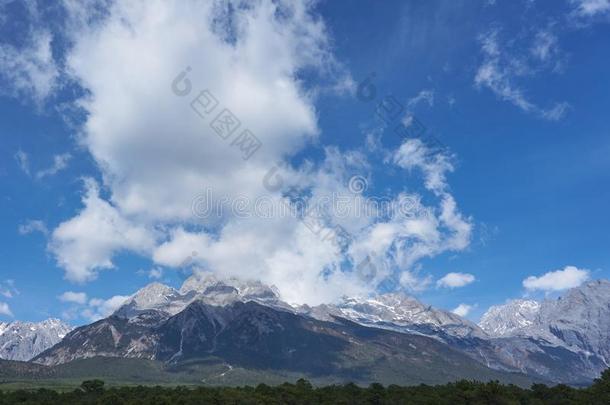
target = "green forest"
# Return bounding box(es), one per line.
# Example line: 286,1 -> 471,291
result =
0,369 -> 608,404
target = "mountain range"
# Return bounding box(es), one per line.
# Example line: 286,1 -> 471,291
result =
0,319 -> 72,361
1,276 -> 609,386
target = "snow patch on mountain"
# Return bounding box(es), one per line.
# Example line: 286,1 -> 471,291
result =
479,280 -> 610,365
114,274 -> 291,319
301,293 -> 486,339
479,299 -> 541,337
111,273 -> 610,380
0,318 -> 72,361
114,274 -> 484,341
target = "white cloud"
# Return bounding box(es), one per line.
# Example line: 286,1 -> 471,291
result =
474,28 -> 568,121
0,4 -> 59,103
437,272 -> 476,288
0,302 -> 13,317
452,303 -> 473,317
400,272 -> 433,292
393,138 -> 453,194
49,179 -> 156,282
393,139 -> 472,252
541,102 -> 570,121
58,292 -> 131,323
148,268 -> 163,280
62,0 -> 324,223
18,219 -> 49,236
58,291 -> 88,305
0,280 -> 18,299
531,30 -> 559,63
14,150 -> 30,176
83,295 -> 130,322
523,265 -> 590,292
4,1 -> 474,304
36,153 -> 71,179
407,89 -> 434,108
571,0 -> 610,17
45,0 -> 359,302
150,140 -> 471,303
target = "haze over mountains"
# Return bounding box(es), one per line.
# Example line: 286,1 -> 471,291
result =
0,275 -> 606,385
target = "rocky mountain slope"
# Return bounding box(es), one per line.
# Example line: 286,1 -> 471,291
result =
116,274 -> 484,342
479,299 -> 541,337
15,275 -> 610,385
0,319 -> 72,361
300,293 -> 486,340
33,300 -> 536,386
479,280 -> 610,372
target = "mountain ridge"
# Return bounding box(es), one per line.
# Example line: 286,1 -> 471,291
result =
479,279 -> 610,370
33,299 -> 539,387
5,275 -> 609,385
0,318 -> 72,361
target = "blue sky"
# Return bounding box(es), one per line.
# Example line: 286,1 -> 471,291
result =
1,0 -> 609,324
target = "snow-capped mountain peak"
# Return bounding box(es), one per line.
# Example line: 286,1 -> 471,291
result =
179,274 -> 281,303
114,273 -> 289,319
115,274 -> 486,341
0,318 -> 72,361
108,273 -> 610,383
130,282 -> 178,307
301,292 -> 485,339
479,280 -> 610,366
479,299 -> 541,337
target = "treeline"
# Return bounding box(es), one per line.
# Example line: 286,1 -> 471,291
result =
1,370 -> 609,404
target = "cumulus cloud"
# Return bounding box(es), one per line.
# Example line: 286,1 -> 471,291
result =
452,303 -> 474,317
0,302 -> 13,317
59,293 -> 130,323
4,0 -> 473,304
83,295 -> 130,322
437,272 -> 475,288
44,0 -> 351,298
61,0 -> 326,222
149,131 -> 473,302
58,291 -> 88,305
49,179 -> 156,282
18,219 -> 49,236
523,265 -> 590,292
